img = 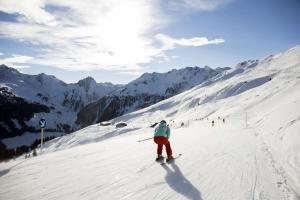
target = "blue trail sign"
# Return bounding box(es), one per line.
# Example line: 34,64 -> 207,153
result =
39,118 -> 46,128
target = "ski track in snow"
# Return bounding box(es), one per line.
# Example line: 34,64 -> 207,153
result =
1,121 -> 299,200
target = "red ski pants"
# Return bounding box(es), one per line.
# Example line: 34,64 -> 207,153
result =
154,136 -> 172,156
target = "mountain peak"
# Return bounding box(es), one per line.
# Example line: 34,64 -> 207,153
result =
204,65 -> 211,70
77,76 -> 97,91
0,64 -> 9,69
236,60 -> 259,69
0,64 -> 20,74
78,76 -> 96,85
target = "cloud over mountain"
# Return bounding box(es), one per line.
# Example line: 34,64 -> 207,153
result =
0,0 -> 225,73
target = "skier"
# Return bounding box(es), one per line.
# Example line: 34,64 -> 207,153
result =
154,120 -> 173,162
212,120 -> 215,127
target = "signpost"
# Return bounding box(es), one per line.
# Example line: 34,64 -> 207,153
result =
39,118 -> 46,151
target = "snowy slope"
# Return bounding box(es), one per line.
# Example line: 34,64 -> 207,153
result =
0,45 -> 300,200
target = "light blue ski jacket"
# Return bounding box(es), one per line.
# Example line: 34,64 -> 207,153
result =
154,122 -> 170,139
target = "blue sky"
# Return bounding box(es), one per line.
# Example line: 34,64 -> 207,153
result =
0,0 -> 299,84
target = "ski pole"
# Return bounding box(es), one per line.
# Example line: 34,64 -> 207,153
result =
138,137 -> 153,143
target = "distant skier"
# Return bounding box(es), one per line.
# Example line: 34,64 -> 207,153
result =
223,118 -> 225,123
212,120 -> 215,127
154,120 -> 173,162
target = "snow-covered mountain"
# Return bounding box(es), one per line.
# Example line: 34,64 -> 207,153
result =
0,65 -> 120,112
76,66 -> 225,127
0,65 -> 121,151
1,45 -> 299,200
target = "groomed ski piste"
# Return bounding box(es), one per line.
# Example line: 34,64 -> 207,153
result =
1,45 -> 300,200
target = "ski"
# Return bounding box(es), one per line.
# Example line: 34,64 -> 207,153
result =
160,153 -> 182,165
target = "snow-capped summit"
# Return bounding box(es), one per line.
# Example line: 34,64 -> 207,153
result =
76,77 -> 121,101
122,66 -> 220,96
0,64 -> 21,80
0,64 -> 19,73
77,76 -> 97,91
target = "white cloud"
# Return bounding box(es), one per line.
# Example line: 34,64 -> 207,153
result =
0,0 -> 168,72
0,55 -> 33,64
0,0 -> 225,72
0,54 -> 33,69
10,65 -> 31,70
170,0 -> 235,11
116,70 -> 144,76
156,34 -> 225,50
0,0 -> 56,25
0,52 -> 3,56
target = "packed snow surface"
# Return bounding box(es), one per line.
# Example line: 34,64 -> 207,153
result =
1,45 -> 300,199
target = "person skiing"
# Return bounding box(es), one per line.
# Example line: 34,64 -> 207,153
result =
154,120 -> 173,162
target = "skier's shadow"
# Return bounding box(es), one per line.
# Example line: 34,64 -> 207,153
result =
161,163 -> 202,200
0,159 -> 27,177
